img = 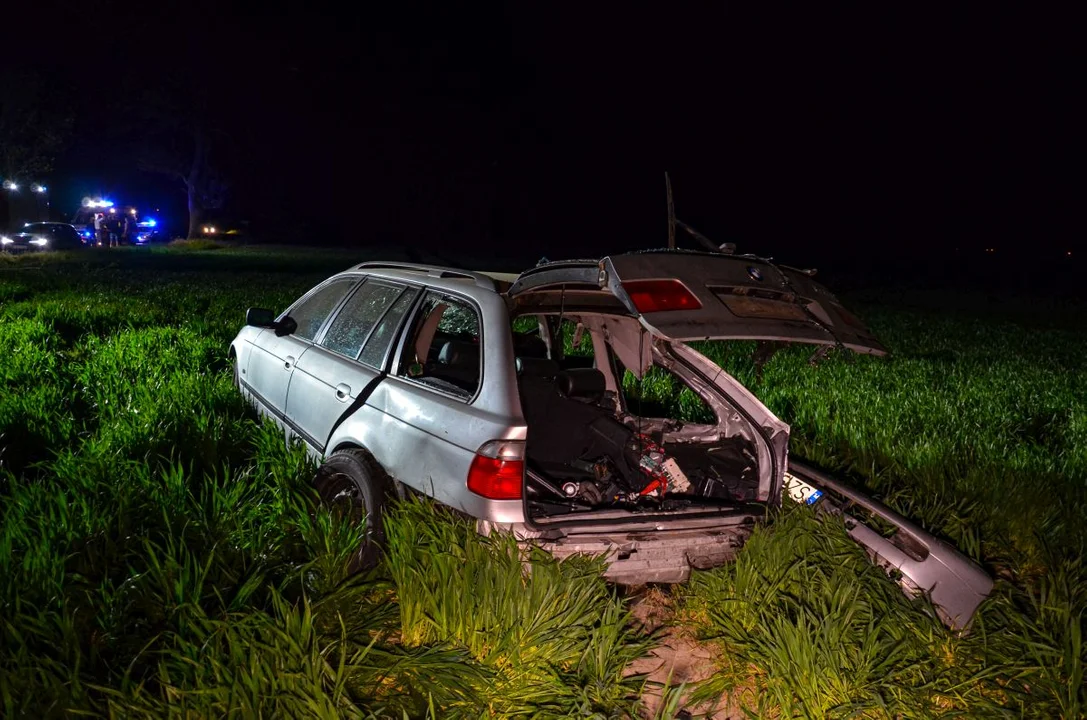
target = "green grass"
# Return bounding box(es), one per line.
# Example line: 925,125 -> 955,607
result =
673,308 -> 1087,718
1,247 -> 1084,718
0,249 -> 655,718
562,289 -> 1087,717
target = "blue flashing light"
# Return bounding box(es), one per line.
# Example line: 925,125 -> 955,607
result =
137,218 -> 158,228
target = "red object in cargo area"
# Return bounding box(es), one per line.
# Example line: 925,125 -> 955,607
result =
621,279 -> 702,313
467,455 -> 524,499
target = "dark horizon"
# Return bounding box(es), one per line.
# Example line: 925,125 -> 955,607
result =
4,3 -> 1083,274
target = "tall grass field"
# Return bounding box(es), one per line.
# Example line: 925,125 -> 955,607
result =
1,248 -> 1084,718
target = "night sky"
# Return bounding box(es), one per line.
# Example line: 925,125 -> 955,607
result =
6,2 -> 1083,272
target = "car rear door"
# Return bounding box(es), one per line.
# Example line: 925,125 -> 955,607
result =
509,251 -> 886,355
283,280 -> 419,452
244,277 -> 358,419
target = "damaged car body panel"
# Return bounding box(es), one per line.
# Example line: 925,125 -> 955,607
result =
231,251 -> 990,632
786,461 -> 994,631
605,251 -> 888,354
506,252 -> 989,628
510,250 -> 888,355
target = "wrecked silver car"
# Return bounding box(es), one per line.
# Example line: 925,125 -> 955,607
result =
230,250 -> 992,629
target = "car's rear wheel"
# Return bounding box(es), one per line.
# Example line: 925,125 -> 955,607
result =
312,449 -> 390,571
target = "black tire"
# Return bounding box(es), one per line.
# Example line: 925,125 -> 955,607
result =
312,449 -> 390,571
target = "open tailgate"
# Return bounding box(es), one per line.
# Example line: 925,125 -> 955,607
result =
603,251 -> 887,354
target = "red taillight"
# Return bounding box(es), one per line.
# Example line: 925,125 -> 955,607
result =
467,440 -> 524,500
621,279 -> 702,313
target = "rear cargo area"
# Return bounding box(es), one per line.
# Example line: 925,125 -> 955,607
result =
511,313 -> 767,525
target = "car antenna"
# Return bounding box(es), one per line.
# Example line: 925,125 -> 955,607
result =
665,174 -> 737,255
677,219 -> 737,255
666,172 -> 676,250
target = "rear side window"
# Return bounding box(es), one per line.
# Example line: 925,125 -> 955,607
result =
321,281 -> 404,358
359,288 -> 418,368
621,366 -> 716,424
397,292 -> 482,399
289,279 -> 357,341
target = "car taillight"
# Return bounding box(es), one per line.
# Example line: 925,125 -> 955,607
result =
621,279 -> 702,313
467,440 -> 525,500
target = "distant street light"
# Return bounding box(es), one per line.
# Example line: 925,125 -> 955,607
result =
2,180 -> 18,191
31,184 -> 47,194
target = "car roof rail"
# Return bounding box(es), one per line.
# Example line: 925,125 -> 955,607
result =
352,261 -> 497,290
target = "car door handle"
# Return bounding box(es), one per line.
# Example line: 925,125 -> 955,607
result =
284,355 -> 295,370
335,383 -> 351,401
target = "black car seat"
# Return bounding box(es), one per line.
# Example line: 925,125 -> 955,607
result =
556,368 -> 606,403
516,357 -> 560,380
513,332 -> 549,359
519,367 -> 641,483
436,341 -> 481,392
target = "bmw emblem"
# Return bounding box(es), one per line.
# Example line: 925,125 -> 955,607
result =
747,266 -> 763,281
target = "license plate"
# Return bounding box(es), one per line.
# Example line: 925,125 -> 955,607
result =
784,472 -> 824,505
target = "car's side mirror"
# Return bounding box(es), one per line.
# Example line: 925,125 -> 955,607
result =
246,307 -> 277,327
246,307 -> 297,336
274,316 -> 297,337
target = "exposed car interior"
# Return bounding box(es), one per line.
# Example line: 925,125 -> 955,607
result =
398,293 -> 483,398
512,312 -> 766,522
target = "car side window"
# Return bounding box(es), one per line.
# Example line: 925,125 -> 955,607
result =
320,280 -> 404,359
359,288 -> 418,369
614,354 -> 716,425
397,291 -> 481,399
288,279 -> 356,342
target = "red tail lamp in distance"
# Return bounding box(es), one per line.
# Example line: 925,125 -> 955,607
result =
467,440 -> 525,499
621,279 -> 702,313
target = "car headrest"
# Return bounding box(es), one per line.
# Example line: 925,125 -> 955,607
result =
516,357 -> 560,379
557,368 -> 606,402
438,341 -> 480,368
513,332 -> 549,359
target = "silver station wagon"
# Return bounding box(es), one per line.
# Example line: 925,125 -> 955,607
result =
230,250 -> 992,629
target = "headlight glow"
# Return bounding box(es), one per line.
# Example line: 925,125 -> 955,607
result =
1,236 -> 13,244
30,238 -> 49,246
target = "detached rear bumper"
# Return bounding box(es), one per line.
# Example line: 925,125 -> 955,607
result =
788,460 -> 994,631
